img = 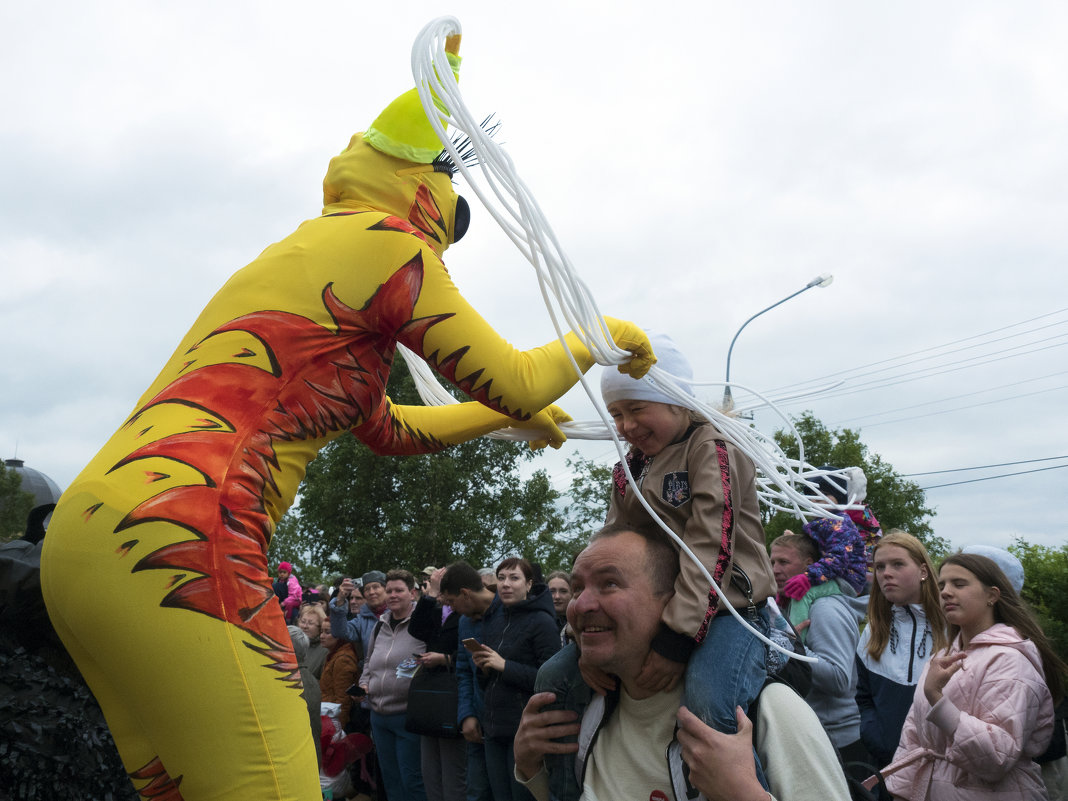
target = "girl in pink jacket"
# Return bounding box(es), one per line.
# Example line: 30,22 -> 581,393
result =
881,552 -> 1065,800
275,561 -> 303,624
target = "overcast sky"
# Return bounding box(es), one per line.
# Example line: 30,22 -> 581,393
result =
3,2 -> 1066,550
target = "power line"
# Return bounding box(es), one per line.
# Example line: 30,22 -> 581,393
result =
920,463 -> 1068,490
757,313 -> 1068,411
770,340 -> 1068,410
776,326 -> 1068,396
835,370 -> 1068,426
904,455 -> 1068,477
846,383 -> 1068,429
763,307 -> 1068,396
819,338 -> 1067,397
543,448 -> 1068,497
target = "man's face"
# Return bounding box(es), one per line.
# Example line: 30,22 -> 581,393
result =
567,532 -> 669,683
362,581 -> 386,607
384,580 -> 412,614
770,544 -> 812,592
440,587 -> 477,618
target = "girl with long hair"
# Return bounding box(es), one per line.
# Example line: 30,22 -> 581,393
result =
855,530 -> 948,767
882,552 -> 1065,800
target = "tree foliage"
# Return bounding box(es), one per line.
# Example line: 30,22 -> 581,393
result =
0,464 -> 35,542
1010,538 -> 1068,664
766,411 -> 945,557
542,454 -> 616,568
267,359 -> 575,582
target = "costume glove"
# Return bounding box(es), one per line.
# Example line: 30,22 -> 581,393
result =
516,404 -> 572,450
603,317 -> 656,379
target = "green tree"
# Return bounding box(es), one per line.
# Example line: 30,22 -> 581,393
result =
267,358 -> 572,580
766,411 -> 945,557
0,463 -> 35,542
529,453 -> 617,569
1010,538 -> 1068,664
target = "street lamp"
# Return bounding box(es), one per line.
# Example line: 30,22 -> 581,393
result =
722,274 -> 834,411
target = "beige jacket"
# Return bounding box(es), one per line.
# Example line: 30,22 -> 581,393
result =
605,424 -> 776,658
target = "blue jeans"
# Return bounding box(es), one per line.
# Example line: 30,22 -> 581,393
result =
370,711 -> 427,801
685,608 -> 770,733
465,740 -> 492,801
687,609 -> 771,791
483,735 -> 534,801
421,734 -> 466,801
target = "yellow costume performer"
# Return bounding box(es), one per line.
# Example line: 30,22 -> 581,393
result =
41,35 -> 653,801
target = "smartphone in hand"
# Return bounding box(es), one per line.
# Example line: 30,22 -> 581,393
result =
462,638 -> 484,653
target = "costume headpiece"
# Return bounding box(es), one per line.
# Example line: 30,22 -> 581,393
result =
363,35 -> 462,164
322,33 -> 474,255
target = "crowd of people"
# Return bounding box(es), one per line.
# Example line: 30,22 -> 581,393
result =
282,526 -> 1066,801
276,558 -> 566,801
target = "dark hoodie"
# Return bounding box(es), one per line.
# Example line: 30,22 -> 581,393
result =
478,584 -> 561,738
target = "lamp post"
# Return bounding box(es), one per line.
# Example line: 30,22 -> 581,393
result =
721,274 -> 834,411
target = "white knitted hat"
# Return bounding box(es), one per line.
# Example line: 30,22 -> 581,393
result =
600,332 -> 693,407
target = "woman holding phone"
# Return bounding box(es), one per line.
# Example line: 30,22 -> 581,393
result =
473,558 -> 560,801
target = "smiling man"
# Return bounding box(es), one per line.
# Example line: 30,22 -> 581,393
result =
516,526 -> 850,801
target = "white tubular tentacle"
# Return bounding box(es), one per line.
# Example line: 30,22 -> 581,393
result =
408,19 -> 833,662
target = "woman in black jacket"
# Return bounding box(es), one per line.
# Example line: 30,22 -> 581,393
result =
472,557 -> 560,801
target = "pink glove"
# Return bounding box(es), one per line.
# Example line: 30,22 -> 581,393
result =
782,573 -> 812,601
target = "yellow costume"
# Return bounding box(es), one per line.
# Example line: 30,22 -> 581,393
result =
41,35 -> 652,801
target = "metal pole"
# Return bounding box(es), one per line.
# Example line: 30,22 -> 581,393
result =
722,274 -> 833,411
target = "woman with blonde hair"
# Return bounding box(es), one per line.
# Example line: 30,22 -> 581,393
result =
882,552 -> 1064,799
856,530 -> 948,767
296,603 -> 328,679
